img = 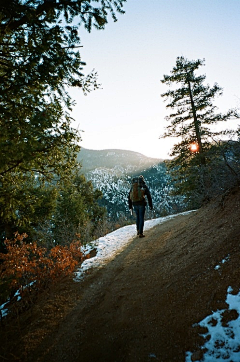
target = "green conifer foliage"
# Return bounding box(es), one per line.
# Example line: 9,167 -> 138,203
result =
0,0 -> 125,240
53,174 -> 106,245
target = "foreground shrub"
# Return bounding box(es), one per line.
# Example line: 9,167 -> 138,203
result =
0,233 -> 87,314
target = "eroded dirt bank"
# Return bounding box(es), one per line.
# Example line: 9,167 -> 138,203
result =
1,187 -> 240,362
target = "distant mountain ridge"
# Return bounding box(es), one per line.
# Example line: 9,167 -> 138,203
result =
78,148 -> 163,173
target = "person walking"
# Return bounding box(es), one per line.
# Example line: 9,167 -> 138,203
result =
128,175 -> 153,238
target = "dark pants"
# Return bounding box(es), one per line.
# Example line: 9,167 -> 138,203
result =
133,205 -> 145,234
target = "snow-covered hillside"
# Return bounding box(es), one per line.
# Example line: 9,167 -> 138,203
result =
78,148 -> 188,220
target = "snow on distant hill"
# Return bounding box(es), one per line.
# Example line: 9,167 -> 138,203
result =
78,148 -> 187,219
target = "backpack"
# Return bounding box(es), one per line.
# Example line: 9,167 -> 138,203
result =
130,177 -> 145,202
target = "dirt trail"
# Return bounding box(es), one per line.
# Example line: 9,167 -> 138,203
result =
1,187 -> 240,362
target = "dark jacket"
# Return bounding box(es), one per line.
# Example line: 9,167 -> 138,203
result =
128,183 -> 153,210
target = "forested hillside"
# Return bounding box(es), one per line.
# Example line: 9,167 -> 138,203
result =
78,148 -> 188,223
78,148 -> 163,173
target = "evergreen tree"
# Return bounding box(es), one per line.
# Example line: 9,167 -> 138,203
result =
0,0 -> 126,239
53,174 -> 106,245
161,56 -> 238,204
0,0 -> 126,178
0,173 -> 58,242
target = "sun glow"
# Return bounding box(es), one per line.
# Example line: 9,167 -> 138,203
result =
190,142 -> 199,152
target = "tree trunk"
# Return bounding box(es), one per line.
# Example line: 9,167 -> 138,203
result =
187,79 -> 206,166
4,222 -> 12,239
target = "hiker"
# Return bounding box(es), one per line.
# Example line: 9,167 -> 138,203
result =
128,175 -> 153,238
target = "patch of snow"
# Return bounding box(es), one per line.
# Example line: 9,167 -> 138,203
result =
0,281 -> 36,318
214,254 -> 230,271
0,301 -> 9,318
81,243 -> 95,257
186,286 -> 240,362
149,353 -> 157,358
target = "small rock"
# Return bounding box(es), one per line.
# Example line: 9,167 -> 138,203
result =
191,349 -> 203,361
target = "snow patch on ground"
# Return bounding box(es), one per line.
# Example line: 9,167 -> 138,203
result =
214,254 -> 230,271
185,287 -> 240,362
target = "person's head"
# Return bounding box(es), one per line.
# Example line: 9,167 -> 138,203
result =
139,175 -> 145,184
131,175 -> 145,185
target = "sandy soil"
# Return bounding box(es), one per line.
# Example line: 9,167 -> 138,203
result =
1,186 -> 240,362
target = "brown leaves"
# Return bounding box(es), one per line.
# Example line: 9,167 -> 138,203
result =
0,233 -> 87,309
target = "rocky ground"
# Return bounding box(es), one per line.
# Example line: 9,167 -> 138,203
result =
1,186 -> 240,362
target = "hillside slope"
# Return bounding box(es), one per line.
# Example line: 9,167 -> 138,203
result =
77,147 -> 162,173
1,187 -> 240,362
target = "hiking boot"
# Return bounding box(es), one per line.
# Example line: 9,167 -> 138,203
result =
137,230 -> 139,235
139,234 -> 145,238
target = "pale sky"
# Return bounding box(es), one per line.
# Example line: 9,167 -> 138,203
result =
69,0 -> 240,159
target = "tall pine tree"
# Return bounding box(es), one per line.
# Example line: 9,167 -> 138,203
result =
161,56 -> 238,205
